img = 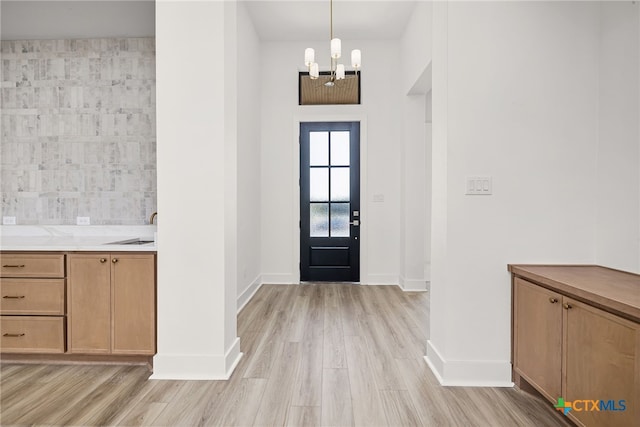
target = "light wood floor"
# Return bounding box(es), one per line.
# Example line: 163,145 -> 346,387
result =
1,284 -> 570,426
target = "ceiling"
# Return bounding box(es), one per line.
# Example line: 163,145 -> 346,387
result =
244,1 -> 418,41
0,0 -> 416,42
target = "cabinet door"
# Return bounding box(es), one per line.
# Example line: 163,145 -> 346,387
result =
111,254 -> 156,354
564,298 -> 639,427
513,277 -> 563,401
68,254 -> 111,353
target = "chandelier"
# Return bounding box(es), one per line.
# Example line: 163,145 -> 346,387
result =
303,0 -> 361,87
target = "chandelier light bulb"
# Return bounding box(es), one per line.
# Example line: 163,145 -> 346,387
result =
304,48 -> 315,67
336,64 -> 345,80
331,38 -> 342,59
310,63 -> 319,80
351,49 -> 361,69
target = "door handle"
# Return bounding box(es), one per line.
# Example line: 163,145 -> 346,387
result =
350,220 -> 360,226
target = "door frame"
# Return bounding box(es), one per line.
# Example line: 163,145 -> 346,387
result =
292,113 -> 368,284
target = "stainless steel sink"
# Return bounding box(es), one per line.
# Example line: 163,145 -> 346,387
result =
106,238 -> 154,245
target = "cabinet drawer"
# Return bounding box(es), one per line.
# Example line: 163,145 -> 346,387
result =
0,316 -> 65,353
0,279 -> 65,315
0,254 -> 65,278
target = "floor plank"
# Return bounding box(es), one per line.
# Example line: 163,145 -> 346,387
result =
344,335 -> 387,427
321,368 -> 353,427
380,389 -> 424,426
286,405 -> 321,427
252,341 -> 301,426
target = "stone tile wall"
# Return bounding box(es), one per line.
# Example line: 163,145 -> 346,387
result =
0,38 -> 156,225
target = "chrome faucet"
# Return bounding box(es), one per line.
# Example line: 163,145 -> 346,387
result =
149,212 -> 157,224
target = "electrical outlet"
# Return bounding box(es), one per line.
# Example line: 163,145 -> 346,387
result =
76,216 -> 91,225
2,216 -> 16,225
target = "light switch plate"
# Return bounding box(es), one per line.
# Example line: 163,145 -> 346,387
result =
76,216 -> 91,225
2,216 -> 16,225
466,176 -> 492,195
372,194 -> 385,203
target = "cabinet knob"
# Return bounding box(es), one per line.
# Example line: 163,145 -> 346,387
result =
549,297 -> 558,304
100,258 -> 107,263
563,302 -> 572,310
2,295 -> 25,299
112,258 -> 118,263
3,333 -> 25,337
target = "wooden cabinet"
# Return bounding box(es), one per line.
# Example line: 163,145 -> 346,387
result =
513,277 -> 562,401
0,279 -> 65,315
1,254 -> 65,278
68,253 -> 156,355
0,253 -> 66,353
67,254 -> 111,353
510,265 -> 640,427
110,256 -> 156,354
0,316 -> 65,353
564,298 -> 638,427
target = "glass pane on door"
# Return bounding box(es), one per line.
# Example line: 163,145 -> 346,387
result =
310,168 -> 329,201
310,203 -> 329,237
330,131 -> 350,166
330,168 -> 350,202
310,132 -> 329,166
331,203 -> 350,237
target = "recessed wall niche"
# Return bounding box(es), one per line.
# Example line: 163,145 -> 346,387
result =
0,38 -> 156,225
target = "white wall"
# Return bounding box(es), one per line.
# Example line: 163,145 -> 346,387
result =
236,2 -> 262,308
259,40 -> 403,285
154,0 -> 240,379
400,1 -> 432,95
596,1 -> 640,273
399,0 -> 433,289
400,95 -> 428,289
429,1 -> 603,385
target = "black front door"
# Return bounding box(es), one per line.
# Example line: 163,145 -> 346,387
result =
300,122 -> 360,282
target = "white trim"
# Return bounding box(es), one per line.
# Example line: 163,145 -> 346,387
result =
365,274 -> 399,285
151,338 -> 243,380
224,337 -> 243,378
399,275 -> 428,291
424,263 -> 431,282
237,275 -> 263,313
262,273 -> 298,284
425,340 -> 514,387
293,113 -> 368,284
425,340 -> 446,382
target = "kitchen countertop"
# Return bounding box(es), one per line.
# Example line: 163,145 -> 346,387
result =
0,225 -> 157,252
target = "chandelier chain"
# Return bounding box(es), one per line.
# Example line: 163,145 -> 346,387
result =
330,0 -> 333,40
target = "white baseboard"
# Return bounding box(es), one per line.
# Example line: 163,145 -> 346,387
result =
261,273 -> 297,284
425,340 -> 514,387
365,274 -> 399,285
151,338 -> 243,380
399,275 -> 428,291
237,275 -> 263,313
224,337 -> 243,379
